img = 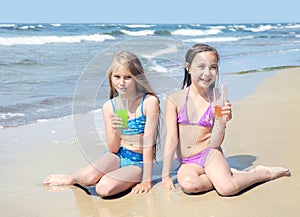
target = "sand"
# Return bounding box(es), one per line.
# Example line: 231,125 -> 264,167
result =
1,67 -> 299,217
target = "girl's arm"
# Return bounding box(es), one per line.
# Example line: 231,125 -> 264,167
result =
210,102 -> 232,148
161,96 -> 179,190
102,100 -> 122,153
131,95 -> 159,194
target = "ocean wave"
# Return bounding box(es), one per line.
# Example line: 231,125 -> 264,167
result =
108,29 -> 171,36
106,30 -> 126,36
228,24 -> 300,32
0,112 -> 25,119
120,29 -> 155,36
148,64 -> 168,73
50,23 -> 61,27
183,36 -> 253,43
285,23 -> 300,29
172,29 -> 222,36
0,23 -> 46,30
0,34 -> 115,46
18,24 -> 45,30
0,24 -> 17,28
154,30 -> 172,36
124,24 -> 156,28
228,24 -> 276,32
15,59 -> 40,66
246,25 -> 274,32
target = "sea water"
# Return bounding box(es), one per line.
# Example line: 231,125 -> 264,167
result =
1,23 -> 300,128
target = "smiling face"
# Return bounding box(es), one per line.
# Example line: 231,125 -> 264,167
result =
187,51 -> 219,89
111,65 -> 136,96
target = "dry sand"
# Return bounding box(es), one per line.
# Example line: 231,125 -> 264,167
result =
0,67 -> 299,217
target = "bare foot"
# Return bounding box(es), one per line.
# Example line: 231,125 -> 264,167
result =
255,165 -> 291,180
44,185 -> 73,192
43,174 -> 75,186
230,168 -> 248,174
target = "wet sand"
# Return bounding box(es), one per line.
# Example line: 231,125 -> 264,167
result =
0,67 -> 299,217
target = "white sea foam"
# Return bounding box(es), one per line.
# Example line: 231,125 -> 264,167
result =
246,25 -> 274,32
209,25 -> 227,30
120,29 -> 155,36
0,24 -> 16,28
17,25 -> 40,30
286,24 -> 300,29
124,24 -> 155,28
50,23 -> 61,27
183,36 -> 253,43
149,64 -> 168,73
190,24 -> 201,27
172,29 -> 221,36
228,25 -> 246,32
0,112 -> 25,119
0,34 -> 116,46
228,24 -> 278,32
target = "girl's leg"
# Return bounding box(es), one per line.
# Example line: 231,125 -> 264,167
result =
43,152 -> 120,186
96,166 -> 143,197
177,163 -> 214,194
205,149 -> 291,196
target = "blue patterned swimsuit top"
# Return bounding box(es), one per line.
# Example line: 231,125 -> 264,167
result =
111,93 -> 147,135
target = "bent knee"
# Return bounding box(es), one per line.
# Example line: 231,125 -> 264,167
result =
77,175 -> 100,186
179,176 -> 210,194
96,179 -> 114,197
215,183 -> 240,196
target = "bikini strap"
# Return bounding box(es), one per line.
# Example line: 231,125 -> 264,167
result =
110,99 -> 116,112
183,86 -> 190,105
141,93 -> 148,116
111,94 -> 147,115
186,86 -> 191,99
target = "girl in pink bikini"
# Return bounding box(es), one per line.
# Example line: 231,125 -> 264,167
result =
161,44 -> 291,196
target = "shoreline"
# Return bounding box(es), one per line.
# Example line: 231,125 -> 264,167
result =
1,67 -> 300,216
2,63 -> 300,129
0,65 -> 290,130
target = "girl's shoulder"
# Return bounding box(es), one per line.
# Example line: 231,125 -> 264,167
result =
143,93 -> 159,106
168,88 -> 187,102
103,99 -> 113,112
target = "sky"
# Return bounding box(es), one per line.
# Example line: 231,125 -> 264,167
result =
1,0 -> 299,24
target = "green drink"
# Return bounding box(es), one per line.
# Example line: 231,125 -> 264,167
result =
114,94 -> 128,130
116,109 -> 128,129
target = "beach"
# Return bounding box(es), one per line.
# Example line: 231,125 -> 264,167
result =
0,67 -> 299,217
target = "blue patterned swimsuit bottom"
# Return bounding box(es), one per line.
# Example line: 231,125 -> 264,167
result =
116,146 -> 143,169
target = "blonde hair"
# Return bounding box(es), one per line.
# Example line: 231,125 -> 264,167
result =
107,51 -> 155,99
106,51 -> 161,158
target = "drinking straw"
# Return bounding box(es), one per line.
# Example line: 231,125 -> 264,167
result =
221,82 -> 228,105
118,89 -> 122,102
221,82 -> 228,93
118,88 -> 125,107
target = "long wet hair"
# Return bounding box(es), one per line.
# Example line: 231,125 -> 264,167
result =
182,44 -> 220,89
106,51 -> 161,159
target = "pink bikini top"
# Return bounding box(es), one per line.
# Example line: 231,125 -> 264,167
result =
177,86 -> 214,128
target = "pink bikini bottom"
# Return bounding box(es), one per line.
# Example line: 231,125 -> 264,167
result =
180,146 -> 212,168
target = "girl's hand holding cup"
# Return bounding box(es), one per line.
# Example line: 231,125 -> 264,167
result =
221,102 -> 232,123
213,84 -> 232,122
111,113 -> 123,134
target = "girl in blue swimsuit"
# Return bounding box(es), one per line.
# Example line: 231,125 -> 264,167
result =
44,51 -> 160,197
161,44 -> 290,196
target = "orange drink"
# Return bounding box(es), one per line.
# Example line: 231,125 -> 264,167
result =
214,105 -> 223,118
